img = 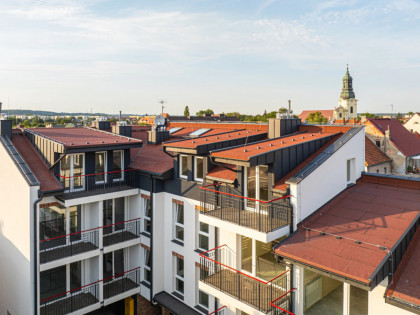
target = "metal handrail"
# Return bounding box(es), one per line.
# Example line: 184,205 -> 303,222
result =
208,305 -> 226,315
55,168 -> 137,179
269,288 -> 296,315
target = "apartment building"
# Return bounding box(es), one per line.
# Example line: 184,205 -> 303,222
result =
1,115 -> 419,315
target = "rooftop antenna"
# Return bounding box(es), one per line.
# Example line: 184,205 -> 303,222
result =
160,99 -> 166,115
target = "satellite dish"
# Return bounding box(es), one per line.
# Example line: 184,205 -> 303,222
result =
154,115 -> 166,126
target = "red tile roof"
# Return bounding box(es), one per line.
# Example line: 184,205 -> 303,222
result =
27,127 -> 142,148
211,132 -> 338,162
206,164 -> 237,183
365,137 -> 391,166
299,110 -> 334,122
274,175 -> 420,285
365,118 -> 420,157
11,130 -> 62,192
273,134 -> 342,192
415,131 -> 420,140
385,227 -> 420,307
166,122 -> 268,132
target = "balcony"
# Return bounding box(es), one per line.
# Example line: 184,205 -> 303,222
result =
40,282 -> 99,315
200,184 -> 292,233
103,218 -> 141,247
103,267 -> 141,300
40,229 -> 99,264
199,245 -> 294,314
57,169 -> 138,199
270,289 -> 296,315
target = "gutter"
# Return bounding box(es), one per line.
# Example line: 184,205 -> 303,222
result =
33,196 -> 42,315
149,175 -> 155,304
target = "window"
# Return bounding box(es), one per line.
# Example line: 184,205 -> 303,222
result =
198,290 -> 209,310
173,202 -> 184,242
376,169 -> 379,173
113,150 -> 124,181
198,222 -> 209,251
179,155 -> 188,179
194,157 -> 204,182
60,154 -> 84,191
350,106 -> 353,114
95,151 -> 107,183
143,197 -> 151,235
347,159 -> 351,182
339,113 -> 342,118
143,248 -> 151,284
375,140 -> 380,147
174,257 -> 184,295
384,167 -> 387,174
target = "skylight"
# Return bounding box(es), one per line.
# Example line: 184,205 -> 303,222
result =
169,127 -> 183,134
189,128 -> 211,137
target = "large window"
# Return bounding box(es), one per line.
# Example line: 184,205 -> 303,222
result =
198,290 -> 209,310
142,196 -> 151,235
198,222 -> 209,251
95,151 -> 107,183
143,248 -> 151,284
174,256 -> 184,295
179,155 -> 188,179
113,150 -> 123,181
173,202 -> 184,243
60,154 -> 84,191
246,165 -> 268,208
194,157 -> 204,182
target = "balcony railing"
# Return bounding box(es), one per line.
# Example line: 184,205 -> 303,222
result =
209,306 -> 227,315
199,245 -> 293,314
200,184 -> 292,233
40,229 -> 99,264
269,289 -> 296,315
56,169 -> 137,198
103,218 -> 141,247
103,267 -> 141,299
40,281 -> 99,315
40,218 -> 141,264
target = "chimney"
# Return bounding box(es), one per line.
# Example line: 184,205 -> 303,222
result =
0,102 -> 2,114
288,100 -> 291,117
119,110 -> 122,122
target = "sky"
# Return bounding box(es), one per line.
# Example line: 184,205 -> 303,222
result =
0,0 -> 419,115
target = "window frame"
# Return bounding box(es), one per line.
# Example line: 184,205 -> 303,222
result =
173,202 -> 184,243
112,150 -> 124,182
174,256 -> 184,296
60,153 -> 85,192
197,289 -> 209,311
179,154 -> 188,179
197,221 -> 209,252
142,196 -> 151,235
194,156 -> 204,182
142,247 -> 151,284
95,151 -> 107,184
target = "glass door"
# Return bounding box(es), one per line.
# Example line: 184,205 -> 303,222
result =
60,154 -> 85,191
246,165 -> 269,208
69,205 -> 81,242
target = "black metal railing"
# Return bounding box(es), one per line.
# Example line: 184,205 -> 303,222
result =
200,184 -> 292,233
103,267 -> 141,299
40,229 -> 99,264
40,282 -> 99,315
199,245 -> 290,313
57,169 -> 137,198
103,218 -> 141,247
269,289 -> 296,315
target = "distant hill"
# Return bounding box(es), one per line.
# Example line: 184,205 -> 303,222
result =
1,109 -> 138,116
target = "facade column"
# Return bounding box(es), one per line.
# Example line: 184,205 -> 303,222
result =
294,265 -> 304,315
343,282 -> 350,315
251,238 -> 257,277
66,206 -> 70,245
98,201 -> 104,303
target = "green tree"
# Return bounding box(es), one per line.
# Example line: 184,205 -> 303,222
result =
359,112 -> 377,118
196,109 -> 214,116
279,107 -> 292,114
407,112 -> 414,116
306,111 -> 328,124
184,106 -> 190,117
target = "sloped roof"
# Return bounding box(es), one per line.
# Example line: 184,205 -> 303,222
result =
366,118 -> 420,157
365,137 -> 391,166
274,175 -> 420,285
299,110 -> 334,122
206,164 -> 236,183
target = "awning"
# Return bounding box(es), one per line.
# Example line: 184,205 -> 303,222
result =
153,291 -> 202,315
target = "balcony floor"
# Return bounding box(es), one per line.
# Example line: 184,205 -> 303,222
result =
103,231 -> 139,247
104,278 -> 139,299
202,269 -> 284,313
40,241 -> 98,264
57,184 -> 136,200
203,207 -> 287,233
40,292 -> 98,315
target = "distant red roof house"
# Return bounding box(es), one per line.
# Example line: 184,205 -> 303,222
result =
299,110 -> 334,122
364,136 -> 391,167
415,131 -> 420,140
364,118 -> 420,157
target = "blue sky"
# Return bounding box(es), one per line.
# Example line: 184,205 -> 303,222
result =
0,0 -> 419,115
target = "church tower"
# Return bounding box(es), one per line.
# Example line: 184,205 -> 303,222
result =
334,65 -> 358,120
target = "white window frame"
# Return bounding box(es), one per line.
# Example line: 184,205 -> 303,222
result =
95,151 -> 107,184
142,196 -> 151,235
197,289 -> 209,311
179,155 -> 188,179
142,247 -> 151,284
60,153 -> 85,192
112,150 -> 124,182
173,202 -> 184,243
197,221 -> 209,252
194,156 -> 204,182
174,256 -> 184,296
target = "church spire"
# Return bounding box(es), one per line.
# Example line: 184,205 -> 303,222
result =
340,64 -> 355,99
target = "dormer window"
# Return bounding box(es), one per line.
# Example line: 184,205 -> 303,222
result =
194,157 -> 204,182
95,152 -> 107,183
179,155 -> 188,179
60,153 -> 84,191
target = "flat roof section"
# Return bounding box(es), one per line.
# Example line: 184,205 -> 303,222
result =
211,132 -> 339,162
26,127 -> 142,148
274,176 -> 420,286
